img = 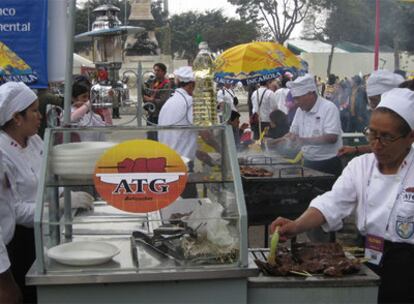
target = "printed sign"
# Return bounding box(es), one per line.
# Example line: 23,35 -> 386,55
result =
94,140 -> 188,213
0,0 -> 48,87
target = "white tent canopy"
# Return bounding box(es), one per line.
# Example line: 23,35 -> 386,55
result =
73,53 -> 94,73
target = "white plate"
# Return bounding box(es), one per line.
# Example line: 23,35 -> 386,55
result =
52,161 -> 97,176
47,241 -> 120,266
52,142 -> 116,157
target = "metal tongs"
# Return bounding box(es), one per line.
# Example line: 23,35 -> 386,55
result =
133,225 -> 197,263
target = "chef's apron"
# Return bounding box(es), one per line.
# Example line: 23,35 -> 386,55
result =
363,158 -> 414,303
377,241 -> 414,303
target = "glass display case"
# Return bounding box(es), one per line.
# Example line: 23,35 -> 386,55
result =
33,125 -> 249,279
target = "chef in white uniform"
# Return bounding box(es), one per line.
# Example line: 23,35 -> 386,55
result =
159,67 -> 219,197
0,81 -> 41,302
338,70 -> 405,157
158,66 -> 198,161
366,70 -> 405,110
0,82 -> 94,302
271,88 -> 414,303
284,74 -> 343,177
0,150 -> 21,303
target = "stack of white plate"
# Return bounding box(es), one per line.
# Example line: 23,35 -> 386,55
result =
51,141 -> 117,179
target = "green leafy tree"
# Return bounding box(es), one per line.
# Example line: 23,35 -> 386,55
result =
307,0 -> 414,71
227,0 -> 309,44
376,0 -> 414,68
306,0 -> 373,76
170,10 -> 259,61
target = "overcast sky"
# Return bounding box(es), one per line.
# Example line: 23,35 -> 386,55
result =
168,0 -> 238,17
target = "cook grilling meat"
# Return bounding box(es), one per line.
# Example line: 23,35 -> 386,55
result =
255,243 -> 361,277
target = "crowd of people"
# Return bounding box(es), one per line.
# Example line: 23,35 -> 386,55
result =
0,63 -> 414,303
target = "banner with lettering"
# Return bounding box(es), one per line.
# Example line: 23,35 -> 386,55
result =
0,0 -> 48,88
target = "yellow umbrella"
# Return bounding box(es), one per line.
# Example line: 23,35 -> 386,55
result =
214,41 -> 305,85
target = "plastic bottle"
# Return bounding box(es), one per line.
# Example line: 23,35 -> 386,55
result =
192,42 -> 218,126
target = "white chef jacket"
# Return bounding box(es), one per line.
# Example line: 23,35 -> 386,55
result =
216,88 -> 237,112
310,148 -> 414,244
274,87 -> 290,115
0,150 -> 16,245
251,87 -> 278,123
158,88 -> 197,160
0,226 -> 10,273
0,131 -> 43,227
290,96 -> 342,161
0,151 -> 13,273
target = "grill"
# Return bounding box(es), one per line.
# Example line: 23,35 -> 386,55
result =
248,248 -> 379,289
239,154 -> 336,226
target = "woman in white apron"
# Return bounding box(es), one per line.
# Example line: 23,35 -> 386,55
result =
271,88 -> 414,303
0,82 -> 43,302
0,82 -> 94,302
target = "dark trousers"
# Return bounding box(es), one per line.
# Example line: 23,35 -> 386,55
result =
147,116 -> 158,141
340,108 -> 352,132
304,156 -> 343,177
112,107 -> 120,118
374,241 -> 414,303
7,225 -> 37,303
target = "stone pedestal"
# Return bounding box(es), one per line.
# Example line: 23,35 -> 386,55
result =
122,55 -> 187,74
129,0 -> 154,21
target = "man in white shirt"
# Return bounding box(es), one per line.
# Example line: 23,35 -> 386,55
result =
251,80 -> 278,138
273,75 -> 290,115
217,83 -> 238,113
283,74 -> 343,177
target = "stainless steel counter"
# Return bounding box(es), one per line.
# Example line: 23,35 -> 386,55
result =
28,200 -> 256,286
27,261 -> 258,286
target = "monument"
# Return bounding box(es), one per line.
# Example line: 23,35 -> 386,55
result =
124,0 -> 160,56
129,0 -> 154,21
121,0 -> 187,85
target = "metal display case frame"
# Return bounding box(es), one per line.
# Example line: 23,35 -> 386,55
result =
30,125 -> 255,285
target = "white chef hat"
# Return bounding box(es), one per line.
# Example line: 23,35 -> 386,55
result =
174,66 -> 195,83
378,88 -> 414,130
366,70 -> 405,97
0,82 -> 37,126
286,74 -> 317,97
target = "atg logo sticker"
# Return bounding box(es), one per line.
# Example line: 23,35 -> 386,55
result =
402,188 -> 414,203
94,140 -> 188,213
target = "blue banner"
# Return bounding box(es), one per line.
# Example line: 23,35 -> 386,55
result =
0,0 -> 48,88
